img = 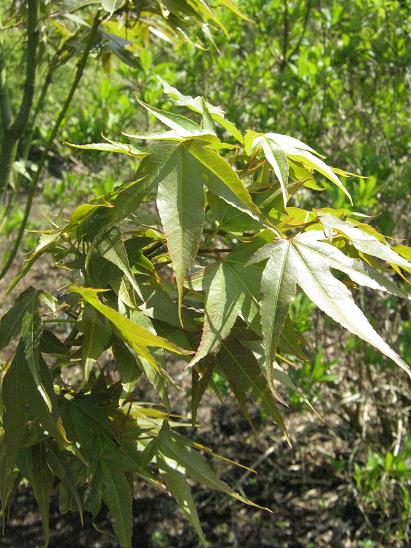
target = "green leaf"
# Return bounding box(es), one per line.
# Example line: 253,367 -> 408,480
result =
138,278 -> 197,330
84,464 -> 103,520
21,290 -> 51,409
67,140 -> 148,158
293,234 -> 410,376
80,305 -> 112,385
155,143 -> 205,316
69,204 -> 110,228
0,287 -> 37,350
224,243 -> 266,329
259,136 -> 289,208
0,434 -> 18,527
265,133 -> 319,155
39,329 -> 68,356
101,143 -> 180,229
126,310 -> 170,407
102,30 -> 141,68
218,0 -> 251,20
191,358 -> 214,427
72,288 -> 181,403
287,148 -> 352,203
157,77 -> 243,142
2,343 -> 27,494
4,342 -> 65,448
280,317 -> 307,359
320,214 -> 411,269
59,395 -> 116,451
158,454 -> 207,546
101,0 -> 125,13
207,193 -> 262,233
101,461 -> 133,548
89,226 -> 143,300
200,97 -> 216,134
45,441 -> 83,521
26,356 -> 67,443
187,141 -> 261,222
32,443 -> 54,546
294,231 -> 410,298
250,239 -> 297,390
125,129 -> 183,141
71,286 -> 190,357
216,340 -> 287,434
244,342 -> 319,418
190,262 -> 244,366
159,421 -> 269,510
137,99 -> 203,137
263,133 -> 350,202
112,337 -> 142,391
18,444 -> 54,546
254,235 -> 410,377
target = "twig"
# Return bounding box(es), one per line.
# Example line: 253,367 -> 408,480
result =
234,445 -> 276,489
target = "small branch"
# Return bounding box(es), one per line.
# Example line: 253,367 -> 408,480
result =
287,0 -> 311,62
234,446 -> 275,489
280,0 -> 289,72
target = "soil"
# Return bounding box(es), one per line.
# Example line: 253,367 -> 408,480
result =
0,395 -> 395,547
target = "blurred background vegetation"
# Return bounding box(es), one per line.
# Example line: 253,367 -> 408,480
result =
1,0 -> 410,546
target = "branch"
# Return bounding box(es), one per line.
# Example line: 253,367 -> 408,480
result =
0,0 -> 39,196
16,38 -> 77,190
0,47 -> 12,129
0,8 -> 13,130
0,13 -> 100,280
9,0 -> 39,137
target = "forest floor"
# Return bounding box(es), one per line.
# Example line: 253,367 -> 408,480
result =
1,342 -> 404,548
0,396 -> 377,548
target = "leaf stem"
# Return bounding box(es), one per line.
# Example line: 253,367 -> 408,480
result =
198,248 -> 232,254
